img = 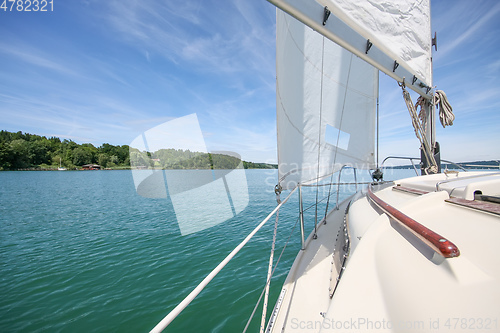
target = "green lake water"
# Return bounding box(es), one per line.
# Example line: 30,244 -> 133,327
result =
0,168 -> 415,332
0,169 -> 323,332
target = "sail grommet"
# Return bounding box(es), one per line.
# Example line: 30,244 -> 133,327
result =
322,6 -> 331,26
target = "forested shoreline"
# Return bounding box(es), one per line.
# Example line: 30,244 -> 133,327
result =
0,130 -> 130,170
0,130 -> 277,171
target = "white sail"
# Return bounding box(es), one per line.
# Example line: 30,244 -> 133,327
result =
277,11 -> 378,189
320,0 -> 432,87
269,0 -> 432,96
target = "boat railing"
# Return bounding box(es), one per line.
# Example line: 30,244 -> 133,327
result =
436,171 -> 500,192
336,165 -> 358,207
149,166 -> 369,332
297,165 -> 358,242
381,156 -> 468,175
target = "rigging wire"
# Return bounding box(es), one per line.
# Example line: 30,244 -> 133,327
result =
260,209 -> 280,333
245,184 -> 346,332
326,53 -> 355,212
376,96 -> 380,168
243,212 -> 301,333
315,40 -> 355,236
314,36 -> 327,239
245,180 -> 365,332
149,188 -> 297,333
400,82 -> 438,174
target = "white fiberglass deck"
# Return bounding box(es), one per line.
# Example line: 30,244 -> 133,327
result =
268,172 -> 500,332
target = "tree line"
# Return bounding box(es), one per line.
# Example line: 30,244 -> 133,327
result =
129,148 -> 277,170
0,130 -> 278,171
0,130 -> 129,170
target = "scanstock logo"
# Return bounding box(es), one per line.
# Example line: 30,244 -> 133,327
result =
129,113 -> 249,235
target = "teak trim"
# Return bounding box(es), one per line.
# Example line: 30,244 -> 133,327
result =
368,185 -> 460,258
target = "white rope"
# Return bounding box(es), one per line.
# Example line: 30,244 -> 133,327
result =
260,209 -> 280,333
434,90 -> 454,128
242,212 -> 301,333
416,96 -> 427,131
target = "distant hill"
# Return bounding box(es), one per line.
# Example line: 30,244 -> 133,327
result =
0,130 -> 277,170
456,160 -> 500,169
129,146 -> 277,170
242,161 -> 278,169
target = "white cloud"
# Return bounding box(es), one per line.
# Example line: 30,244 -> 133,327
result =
435,2 -> 500,59
1,0 -> 497,165
0,42 -> 82,78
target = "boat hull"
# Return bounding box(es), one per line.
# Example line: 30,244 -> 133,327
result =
268,172 -> 500,332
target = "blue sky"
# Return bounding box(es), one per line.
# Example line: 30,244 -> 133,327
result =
1,0 -> 499,164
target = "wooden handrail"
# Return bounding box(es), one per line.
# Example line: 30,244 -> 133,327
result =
367,185 -> 460,258
392,185 -> 429,196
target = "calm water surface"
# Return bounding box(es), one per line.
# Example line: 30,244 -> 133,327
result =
0,168 -> 414,332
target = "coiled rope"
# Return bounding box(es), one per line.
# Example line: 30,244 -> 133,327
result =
434,90 -> 455,128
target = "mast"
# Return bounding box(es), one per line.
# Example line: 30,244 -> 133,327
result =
420,27 -> 440,174
419,98 -> 441,174
269,0 -> 440,174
